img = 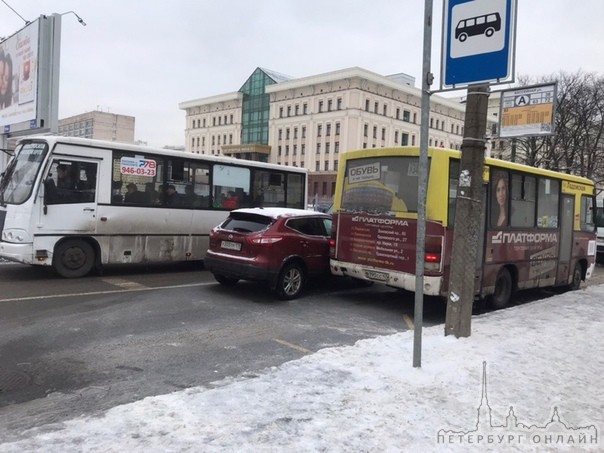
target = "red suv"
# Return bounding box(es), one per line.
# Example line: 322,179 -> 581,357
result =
205,208 -> 332,299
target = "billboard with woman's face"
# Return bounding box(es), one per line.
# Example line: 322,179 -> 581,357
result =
0,19 -> 39,127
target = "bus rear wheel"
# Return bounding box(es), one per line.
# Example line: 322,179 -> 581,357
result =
568,262 -> 582,291
489,267 -> 513,310
53,239 -> 96,278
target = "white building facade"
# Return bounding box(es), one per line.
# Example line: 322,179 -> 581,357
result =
180,67 -> 467,203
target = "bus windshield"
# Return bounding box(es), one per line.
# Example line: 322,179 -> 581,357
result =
0,142 -> 48,205
340,156 -> 423,215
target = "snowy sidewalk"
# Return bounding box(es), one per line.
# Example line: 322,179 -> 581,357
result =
1,286 -> 602,452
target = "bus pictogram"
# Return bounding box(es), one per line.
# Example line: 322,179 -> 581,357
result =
455,12 -> 501,42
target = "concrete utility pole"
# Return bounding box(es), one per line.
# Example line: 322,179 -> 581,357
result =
445,84 -> 490,338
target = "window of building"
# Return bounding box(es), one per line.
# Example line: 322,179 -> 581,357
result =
364,124 -> 368,137
213,117 -> 216,126
335,122 -> 340,136
285,145 -> 289,155
335,142 -> 339,153
230,114 -> 233,124
316,162 -> 320,171
328,99 -> 333,111
294,127 -> 298,139
278,146 -> 282,156
287,106 -> 291,117
334,161 -> 338,172
337,97 -> 342,110
293,145 -> 297,155
402,133 -> 409,146
301,144 -> 305,155
279,107 -> 283,118
394,131 -> 399,144
326,143 -> 330,153
365,99 -> 370,111
403,110 -> 411,122
295,105 -> 299,116
302,126 -> 306,138
324,161 -> 329,171
319,101 -> 324,113
322,182 -> 327,195
278,129 -> 283,140
316,143 -> 321,153
326,123 -> 331,136
317,125 -> 322,137
286,128 -> 290,140
303,103 -> 308,115
381,128 -> 386,140
396,108 -> 401,120
374,102 -> 379,113
373,126 -> 377,139
383,105 -> 387,116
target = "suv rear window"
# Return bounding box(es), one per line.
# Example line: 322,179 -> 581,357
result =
221,213 -> 273,233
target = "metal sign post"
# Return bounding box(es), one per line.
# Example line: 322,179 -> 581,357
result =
413,0 -> 435,368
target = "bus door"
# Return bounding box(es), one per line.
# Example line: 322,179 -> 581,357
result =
39,155 -> 103,233
557,195 -> 574,283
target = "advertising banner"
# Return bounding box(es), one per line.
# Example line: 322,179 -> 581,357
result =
0,20 -> 40,128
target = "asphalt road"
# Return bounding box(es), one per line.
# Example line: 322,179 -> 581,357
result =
0,260 -> 602,442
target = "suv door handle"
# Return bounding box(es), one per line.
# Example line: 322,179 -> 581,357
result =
83,208 -> 95,212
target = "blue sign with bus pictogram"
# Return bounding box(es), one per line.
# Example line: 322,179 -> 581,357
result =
441,0 -> 517,89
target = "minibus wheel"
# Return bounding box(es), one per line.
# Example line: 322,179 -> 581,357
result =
568,262 -> 582,291
53,239 -> 96,278
489,267 -> 513,310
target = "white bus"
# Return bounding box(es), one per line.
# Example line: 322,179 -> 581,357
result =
0,136 -> 307,277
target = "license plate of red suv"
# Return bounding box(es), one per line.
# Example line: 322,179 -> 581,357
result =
221,240 -> 242,251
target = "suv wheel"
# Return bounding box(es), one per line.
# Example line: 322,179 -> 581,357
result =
275,262 -> 305,300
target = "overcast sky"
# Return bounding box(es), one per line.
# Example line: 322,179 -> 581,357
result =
1,0 -> 603,148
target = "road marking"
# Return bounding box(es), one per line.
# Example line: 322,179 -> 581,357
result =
101,277 -> 149,290
403,314 -> 414,330
0,282 -> 216,303
273,338 -> 313,354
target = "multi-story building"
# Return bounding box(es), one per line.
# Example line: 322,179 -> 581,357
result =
179,67 -> 467,204
58,110 -> 135,143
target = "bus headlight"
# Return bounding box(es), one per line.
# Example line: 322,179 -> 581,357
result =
2,229 -> 32,243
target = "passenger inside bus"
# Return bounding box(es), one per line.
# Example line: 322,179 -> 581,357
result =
124,183 -> 146,203
163,184 -> 180,206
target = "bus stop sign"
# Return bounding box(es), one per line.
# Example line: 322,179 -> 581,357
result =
441,0 -> 516,89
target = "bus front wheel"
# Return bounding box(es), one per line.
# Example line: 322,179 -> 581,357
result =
53,239 -> 96,278
489,268 -> 513,310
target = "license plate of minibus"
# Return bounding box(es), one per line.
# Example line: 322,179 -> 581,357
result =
221,240 -> 242,251
365,270 -> 388,281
